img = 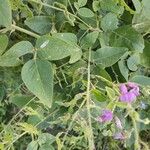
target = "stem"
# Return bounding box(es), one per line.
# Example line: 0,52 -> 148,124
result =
132,118 -> 140,150
0,97 -> 36,136
11,24 -> 40,38
139,139 -> 149,150
62,98 -> 86,147
86,48 -> 95,150
28,0 -> 97,30
4,109 -> 59,149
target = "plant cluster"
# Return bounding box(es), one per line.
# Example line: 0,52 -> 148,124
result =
0,0 -> 150,150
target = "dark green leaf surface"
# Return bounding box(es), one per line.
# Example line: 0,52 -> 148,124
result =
25,16 -> 52,34
36,35 -> 82,63
21,59 -> 53,108
0,41 -> 33,67
0,0 -> 12,27
92,47 -> 128,67
110,26 -> 144,52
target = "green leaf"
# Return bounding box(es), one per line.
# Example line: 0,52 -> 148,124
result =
132,13 -> 150,34
110,26 -> 144,52
80,31 -> 99,49
101,13 -> 118,32
25,16 -> 52,34
0,34 -> 8,55
52,33 -> 77,44
21,59 -> 53,108
100,0 -> 124,15
36,35 -> 81,63
91,89 -> 107,102
127,53 -> 140,71
130,75 -> 150,86
142,0 -> 150,19
140,41 -> 150,68
91,47 -> 128,67
92,66 -> 112,81
0,84 -> 5,101
10,0 -> 33,17
10,95 -> 36,109
132,0 -> 142,13
78,0 -> 87,7
132,0 -> 150,34
27,141 -> 38,150
38,133 -> 55,145
106,87 -> 115,99
118,60 -> 128,81
0,41 -> 33,67
92,1 -> 100,12
78,7 -> 94,18
0,0 -> 12,27
39,144 -> 55,150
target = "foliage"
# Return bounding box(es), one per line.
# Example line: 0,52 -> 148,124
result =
0,0 -> 150,150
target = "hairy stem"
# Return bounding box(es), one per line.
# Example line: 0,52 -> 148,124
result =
11,24 -> 40,38
28,0 -> 98,30
86,48 -> 95,150
132,118 -> 140,150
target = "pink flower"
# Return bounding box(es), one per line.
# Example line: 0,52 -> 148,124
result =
119,82 -> 140,103
98,109 -> 113,123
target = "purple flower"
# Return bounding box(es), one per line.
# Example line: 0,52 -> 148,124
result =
98,109 -> 113,123
119,82 -> 140,103
113,132 -> 125,140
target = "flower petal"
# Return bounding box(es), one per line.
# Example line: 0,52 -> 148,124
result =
119,92 -> 136,103
119,84 -> 127,94
98,109 -> 113,122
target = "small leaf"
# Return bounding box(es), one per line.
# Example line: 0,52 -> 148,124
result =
132,0 -> 142,13
106,87 -> 116,99
140,41 -> 150,68
92,1 -> 100,12
27,141 -> 38,150
110,26 -> 144,52
0,0 -> 12,27
80,31 -> 99,49
91,89 -> 107,102
0,34 -> 8,55
142,0 -> 150,19
100,0 -> 124,15
127,53 -> 140,71
39,145 -> 55,150
130,75 -> 150,86
78,7 -> 94,18
0,41 -> 33,67
92,47 -> 128,68
118,60 -> 129,81
78,0 -> 87,7
21,59 -> 53,108
0,84 -> 5,101
10,95 -> 36,109
38,133 -> 55,145
36,35 -> 81,63
101,13 -> 118,31
25,16 -> 52,34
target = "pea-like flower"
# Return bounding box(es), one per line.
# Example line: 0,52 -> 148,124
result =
98,109 -> 113,123
119,82 -> 140,103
